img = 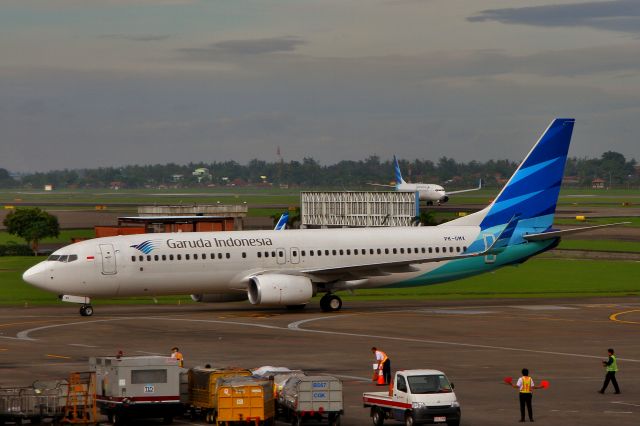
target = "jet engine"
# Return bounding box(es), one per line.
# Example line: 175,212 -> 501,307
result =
190,293 -> 248,303
248,274 -> 314,305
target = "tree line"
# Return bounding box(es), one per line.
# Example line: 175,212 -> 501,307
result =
1,151 -> 637,189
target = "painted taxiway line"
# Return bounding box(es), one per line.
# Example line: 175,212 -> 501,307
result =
13,311 -> 640,364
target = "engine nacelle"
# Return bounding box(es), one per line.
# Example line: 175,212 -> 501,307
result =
190,293 -> 248,303
248,275 -> 313,305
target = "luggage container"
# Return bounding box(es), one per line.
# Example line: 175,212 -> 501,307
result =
90,355 -> 185,425
216,377 -> 275,426
251,367 -> 305,400
188,367 -> 252,424
0,380 -> 67,425
279,376 -> 343,426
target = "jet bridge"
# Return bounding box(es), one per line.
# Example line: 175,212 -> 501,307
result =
300,191 -> 419,228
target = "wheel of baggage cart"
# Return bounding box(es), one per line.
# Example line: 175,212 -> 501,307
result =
371,407 -> 384,426
112,413 -> 127,426
291,414 -> 302,426
205,411 -> 216,424
404,412 -> 414,426
328,413 -> 341,426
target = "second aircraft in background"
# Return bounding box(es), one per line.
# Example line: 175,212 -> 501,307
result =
370,155 -> 481,205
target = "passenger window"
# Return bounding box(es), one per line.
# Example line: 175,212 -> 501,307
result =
139,255 -> 144,261
317,250 -> 321,257
210,253 -> 215,259
332,250 -> 337,256
384,248 -> 389,254
242,252 -> 246,258
185,254 -> 190,260
435,247 -> 439,253
154,255 -> 159,261
226,253 -> 230,259
194,254 -> 198,260
257,252 -> 262,258
456,247 -> 461,253
131,256 -> 136,262
293,251 -> 298,257
428,248 -> 433,254
169,254 -> 174,261
271,251 -> 276,257
400,248 -> 405,254
339,249 -> 344,255
202,253 -> 206,260
463,246 -> 467,252
177,254 -> 182,260
392,248 -> 397,254
354,249 -> 358,255
414,247 -> 418,253
301,251 -> 305,256
325,250 -> 329,256
146,255 -> 151,261
218,253 -> 223,259
310,250 -> 314,256
421,248 -> 426,253
161,254 -> 166,261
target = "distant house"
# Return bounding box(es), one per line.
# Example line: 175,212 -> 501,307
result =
592,178 -> 606,189
562,176 -> 580,186
171,174 -> 184,182
110,181 -> 125,190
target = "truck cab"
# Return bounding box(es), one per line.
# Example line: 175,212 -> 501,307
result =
363,369 -> 461,426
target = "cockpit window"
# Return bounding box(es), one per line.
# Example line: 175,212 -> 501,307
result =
47,254 -> 78,263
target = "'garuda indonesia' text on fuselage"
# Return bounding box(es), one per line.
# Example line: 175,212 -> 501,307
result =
24,119 -> 618,316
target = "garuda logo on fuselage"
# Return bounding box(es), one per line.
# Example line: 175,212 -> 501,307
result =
130,240 -> 161,254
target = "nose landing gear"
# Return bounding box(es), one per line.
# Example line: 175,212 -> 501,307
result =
80,305 -> 94,316
320,293 -> 342,312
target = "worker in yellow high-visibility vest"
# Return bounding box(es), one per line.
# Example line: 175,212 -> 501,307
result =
371,347 -> 391,385
511,368 -> 541,422
599,348 -> 621,394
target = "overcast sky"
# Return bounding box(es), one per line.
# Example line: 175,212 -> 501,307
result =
1,0 -> 640,172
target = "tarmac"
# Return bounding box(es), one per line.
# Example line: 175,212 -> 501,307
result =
1,297 -> 639,425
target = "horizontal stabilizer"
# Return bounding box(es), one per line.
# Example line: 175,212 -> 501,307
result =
523,222 -> 630,241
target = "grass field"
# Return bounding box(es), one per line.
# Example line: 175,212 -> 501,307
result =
557,239 -> 640,253
2,256 -> 638,307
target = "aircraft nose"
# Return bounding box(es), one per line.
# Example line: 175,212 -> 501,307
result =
23,262 -> 52,291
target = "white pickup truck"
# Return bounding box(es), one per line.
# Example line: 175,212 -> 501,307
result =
363,369 -> 461,426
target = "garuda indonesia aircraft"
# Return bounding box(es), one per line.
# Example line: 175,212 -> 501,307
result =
370,155 -> 481,204
23,118 -> 621,316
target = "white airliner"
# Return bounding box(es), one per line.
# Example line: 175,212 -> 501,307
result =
23,119 -> 623,317
370,156 -> 481,204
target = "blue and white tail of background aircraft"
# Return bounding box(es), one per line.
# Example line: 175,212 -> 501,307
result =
23,118 -> 628,315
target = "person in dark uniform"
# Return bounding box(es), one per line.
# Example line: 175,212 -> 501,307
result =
511,368 -> 541,422
599,348 -> 620,394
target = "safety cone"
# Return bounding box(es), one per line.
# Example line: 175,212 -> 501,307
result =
377,369 -> 385,385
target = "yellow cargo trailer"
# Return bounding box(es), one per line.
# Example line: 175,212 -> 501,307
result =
216,377 -> 275,426
188,367 -> 252,424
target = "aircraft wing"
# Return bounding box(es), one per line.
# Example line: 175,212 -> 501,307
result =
523,222 -> 630,241
367,183 -> 396,188
299,214 -> 520,282
446,179 -> 482,196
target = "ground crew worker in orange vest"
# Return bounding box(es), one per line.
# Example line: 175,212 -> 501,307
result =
511,368 -> 541,422
171,346 -> 184,367
371,347 -> 391,385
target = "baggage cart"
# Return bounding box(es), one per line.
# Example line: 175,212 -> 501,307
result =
188,367 -> 252,424
216,377 -> 275,426
279,376 -> 343,426
0,380 -> 67,425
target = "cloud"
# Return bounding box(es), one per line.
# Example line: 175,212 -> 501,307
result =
177,36 -> 306,60
468,0 -> 640,35
98,34 -> 172,42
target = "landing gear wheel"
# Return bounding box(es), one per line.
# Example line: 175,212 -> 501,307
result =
79,305 -> 94,317
320,294 -> 342,312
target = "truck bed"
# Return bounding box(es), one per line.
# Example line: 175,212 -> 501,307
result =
362,392 -> 411,410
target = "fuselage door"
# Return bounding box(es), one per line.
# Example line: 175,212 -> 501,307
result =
99,244 -> 117,275
483,234 -> 496,264
276,248 -> 286,265
290,247 -> 300,264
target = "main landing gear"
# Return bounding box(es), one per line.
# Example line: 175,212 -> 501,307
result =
79,305 -> 94,317
320,293 -> 342,312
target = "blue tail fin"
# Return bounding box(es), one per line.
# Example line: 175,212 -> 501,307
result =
393,155 -> 406,185
274,212 -> 289,230
478,118 -> 575,232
